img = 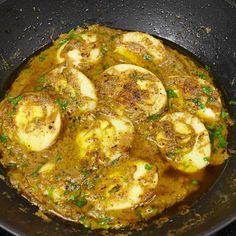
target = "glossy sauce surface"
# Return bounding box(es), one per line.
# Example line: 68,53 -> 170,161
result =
0,25 -> 231,229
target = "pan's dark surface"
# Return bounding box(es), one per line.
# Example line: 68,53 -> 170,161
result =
0,0 -> 236,235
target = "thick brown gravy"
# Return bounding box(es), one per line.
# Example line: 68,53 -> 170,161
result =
0,25 -> 231,229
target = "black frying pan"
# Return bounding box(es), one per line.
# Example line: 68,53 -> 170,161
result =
0,0 -> 236,235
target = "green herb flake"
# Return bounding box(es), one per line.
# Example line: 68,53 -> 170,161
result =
0,133 -> 8,143
37,76 -> 45,83
104,63 -> 110,69
8,162 -> 17,169
8,95 -> 23,107
220,111 -> 229,119
202,85 -> 212,96
175,148 -> 182,154
196,71 -> 207,80
192,98 -> 205,109
67,181 -> 80,192
55,154 -> 62,162
205,65 -> 209,71
34,85 -> 45,91
207,96 -> 216,103
145,163 -> 152,171
79,216 -> 91,228
167,89 -> 177,98
31,167 -> 40,177
75,196 -> 87,208
56,99 -> 68,110
203,157 -> 209,162
57,31 -> 77,48
206,125 -> 228,149
147,113 -> 161,121
229,100 -> 236,105
191,179 -> 199,185
38,54 -> 46,62
81,169 -> 90,177
143,53 -> 153,61
99,216 -> 112,226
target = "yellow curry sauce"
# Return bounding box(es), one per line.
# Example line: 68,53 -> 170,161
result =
0,25 -> 231,229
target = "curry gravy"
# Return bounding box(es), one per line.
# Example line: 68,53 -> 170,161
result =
0,25 -> 231,229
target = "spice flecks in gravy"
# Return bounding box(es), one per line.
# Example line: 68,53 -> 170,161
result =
0,25 -> 231,229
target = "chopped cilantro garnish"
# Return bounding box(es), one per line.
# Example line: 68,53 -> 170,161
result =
104,63 -> 110,69
203,157 -> 209,162
175,148 -> 182,154
75,196 -> 87,208
8,95 -> 23,107
38,53 -> 46,62
143,53 -> 153,61
99,216 -> 112,226
206,125 -> 228,149
191,179 -> 199,185
56,99 -> 68,110
8,162 -> 17,169
67,181 -> 80,191
205,65 -> 209,71
0,133 -> 8,143
147,113 -> 161,121
37,76 -> 45,83
202,85 -> 212,95
196,71 -> 207,80
31,166 -> 40,177
220,111 -> 229,119
207,96 -> 216,103
55,154 -> 62,162
192,98 -> 205,109
229,100 -> 236,105
57,32 -> 77,48
81,169 -> 90,177
34,85 -> 45,91
145,163 -> 152,171
167,89 -> 177,98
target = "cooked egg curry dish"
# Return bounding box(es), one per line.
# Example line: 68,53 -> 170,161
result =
0,25 -> 231,229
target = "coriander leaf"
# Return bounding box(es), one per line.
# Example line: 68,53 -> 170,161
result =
55,154 -> 62,162
66,181 -> 80,191
192,98 -> 205,109
37,76 -> 45,83
39,54 -> 46,62
104,63 -> 110,69
81,169 -> 90,177
34,85 -> 45,91
202,85 -> 212,95
147,113 -> 161,121
75,196 -> 87,208
8,95 -> 23,107
196,71 -> 207,80
8,162 -> 17,169
203,157 -> 209,162
143,53 -> 153,61
145,163 -> 152,171
99,216 -> 111,226
207,96 -> 216,103
0,133 -> 8,143
191,179 -> 199,185
220,111 -> 229,119
207,125 -> 228,149
56,99 -> 68,110
205,65 -> 209,71
31,167 -> 40,177
167,89 -> 177,98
